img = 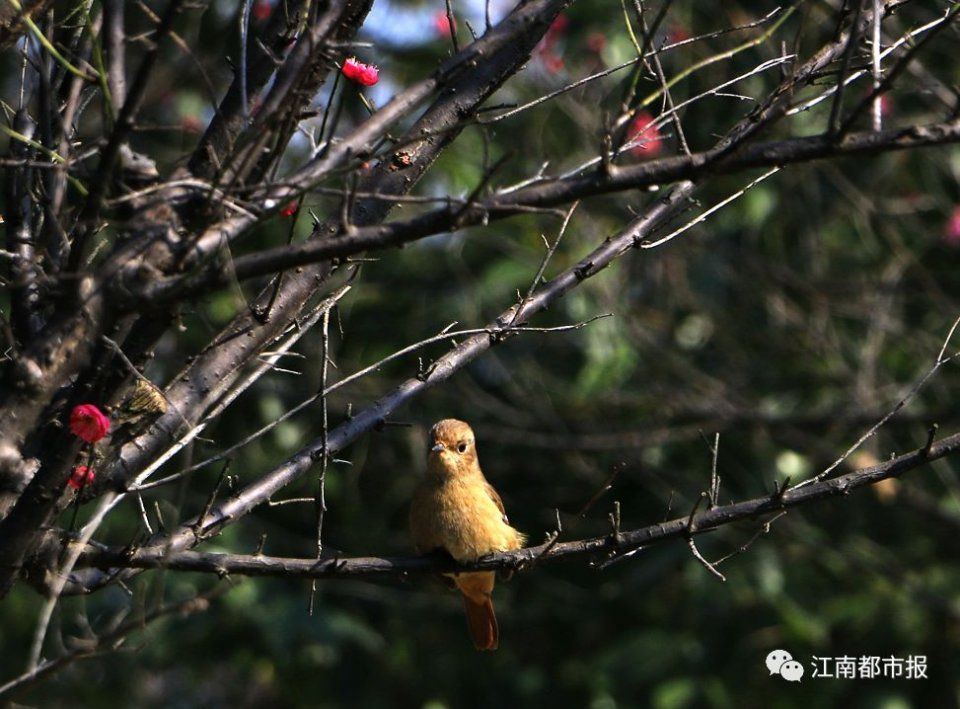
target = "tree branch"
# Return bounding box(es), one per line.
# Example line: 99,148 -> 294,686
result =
98,0 -> 573,500
100,182 -> 694,570
76,428 -> 960,579
140,118 -> 960,303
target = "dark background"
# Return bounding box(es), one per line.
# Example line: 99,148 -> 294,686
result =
2,0 -> 960,706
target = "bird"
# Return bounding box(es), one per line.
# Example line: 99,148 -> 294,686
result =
409,419 -> 526,650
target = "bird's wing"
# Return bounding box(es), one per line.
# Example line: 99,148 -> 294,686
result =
484,481 -> 510,525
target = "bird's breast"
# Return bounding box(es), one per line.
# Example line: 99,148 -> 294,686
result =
411,478 -> 520,562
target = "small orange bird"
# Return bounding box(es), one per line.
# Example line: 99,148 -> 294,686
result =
409,419 -> 526,651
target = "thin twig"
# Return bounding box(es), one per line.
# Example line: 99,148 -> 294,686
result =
509,201 -> 578,327
828,0 -> 865,135
795,323 -> 960,490
870,0 -> 882,131
129,316 -> 611,492
315,309 -> 331,558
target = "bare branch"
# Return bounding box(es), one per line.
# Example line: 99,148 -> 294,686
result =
77,428 -> 960,580
140,120 -> 960,301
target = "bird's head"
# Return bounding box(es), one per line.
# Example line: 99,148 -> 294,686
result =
427,418 -> 478,478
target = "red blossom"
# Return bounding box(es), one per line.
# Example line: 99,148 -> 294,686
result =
586,32 -> 606,53
68,465 -> 95,490
668,24 -> 691,44
543,54 -> 565,75
341,57 -> 379,87
69,404 -> 110,443
433,10 -> 455,37
549,14 -> 569,34
280,200 -> 299,217
181,114 -> 203,134
944,205 -> 960,246
252,0 -> 272,21
539,14 -> 568,55
627,111 -> 663,158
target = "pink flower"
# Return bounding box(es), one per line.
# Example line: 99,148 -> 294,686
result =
252,0 -> 272,21
68,465 -> 95,490
69,404 -> 110,443
280,200 -> 299,217
627,111 -> 663,158
944,205 -> 960,246
433,10 -> 455,37
341,57 -> 379,87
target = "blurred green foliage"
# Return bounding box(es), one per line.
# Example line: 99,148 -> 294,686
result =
3,0 -> 960,707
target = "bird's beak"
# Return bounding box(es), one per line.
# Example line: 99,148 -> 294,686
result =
430,443 -> 444,453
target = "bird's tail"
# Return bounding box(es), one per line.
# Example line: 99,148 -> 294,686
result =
462,592 -> 499,651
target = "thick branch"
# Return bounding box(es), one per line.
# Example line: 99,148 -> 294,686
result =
77,429 -> 960,579
140,118 -> 960,302
113,182 -> 693,564
189,0 -> 372,183
66,0 -> 185,274
84,3 -> 911,575
150,0 -> 574,278
135,0 -> 904,304
99,0 -> 572,498
187,0 -> 309,179
4,110 -> 42,343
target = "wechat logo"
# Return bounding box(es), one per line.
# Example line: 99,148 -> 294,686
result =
767,649 -> 804,682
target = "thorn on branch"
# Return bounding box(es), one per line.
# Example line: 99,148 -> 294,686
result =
699,430 -> 721,508
772,476 -> 791,504
154,501 -> 166,533
452,152 -> 511,227
686,492 -> 706,533
663,490 -> 674,522
192,460 -> 231,542
374,418 -> 413,432
573,261 -> 593,281
600,132 -> 613,177
444,0 -> 460,53
528,508 -> 563,569
594,543 -> 644,571
922,423 -> 938,458
578,462 -> 625,518
338,170 -> 360,236
116,537 -> 141,563
608,500 -> 622,546
418,359 -> 440,381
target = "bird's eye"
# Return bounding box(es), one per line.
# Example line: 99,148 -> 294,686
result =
457,442 -> 468,453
